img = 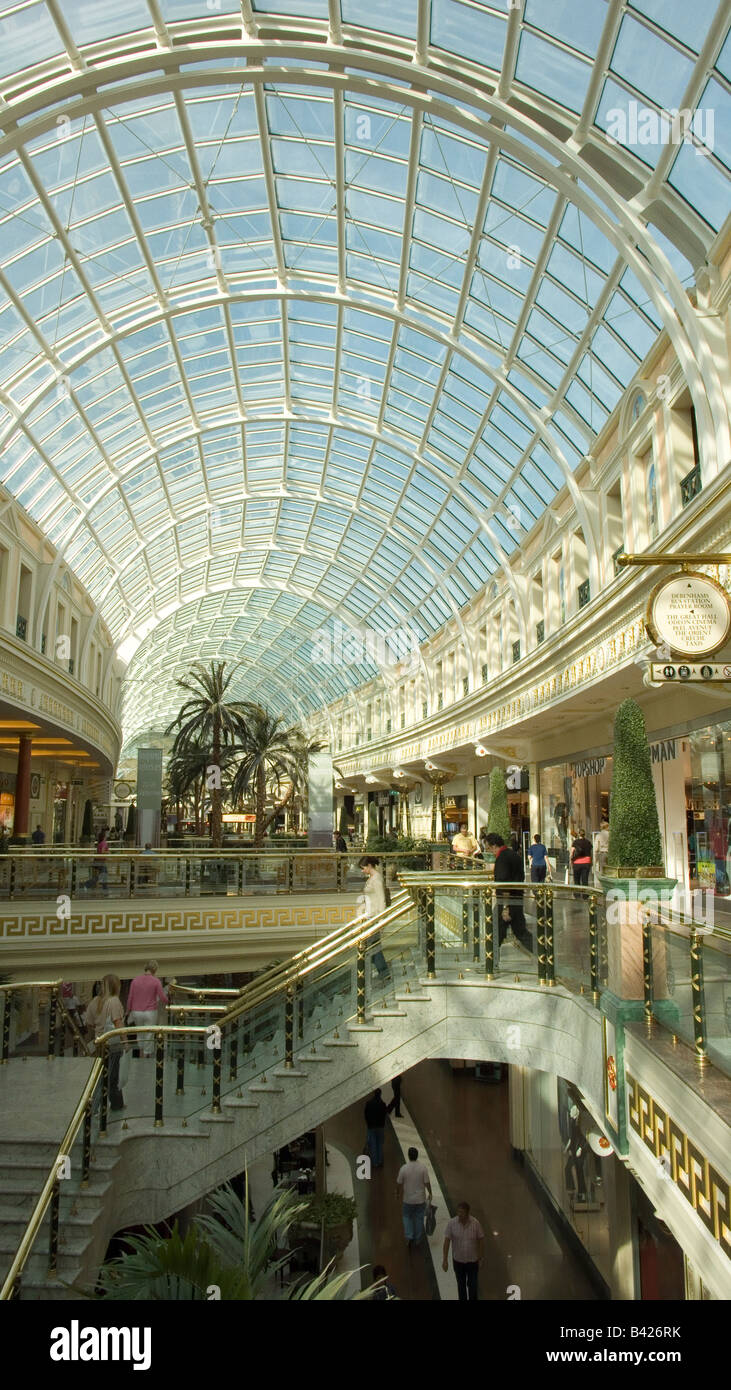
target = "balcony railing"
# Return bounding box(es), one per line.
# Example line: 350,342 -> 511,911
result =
15,615 -> 27,641
512,639 -> 521,663
0,847 -> 432,902
680,463 -> 702,507
536,619 -> 545,644
577,579 -> 591,609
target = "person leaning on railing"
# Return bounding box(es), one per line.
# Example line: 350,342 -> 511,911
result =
451,825 -> 482,869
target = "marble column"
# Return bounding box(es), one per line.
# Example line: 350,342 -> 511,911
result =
12,735 -> 32,839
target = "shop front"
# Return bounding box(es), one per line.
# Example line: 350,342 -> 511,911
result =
538,713 -> 731,901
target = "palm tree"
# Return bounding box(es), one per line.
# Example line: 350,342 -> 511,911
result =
230,706 -> 322,846
165,662 -> 248,847
92,1181 -> 371,1301
166,742 -> 236,835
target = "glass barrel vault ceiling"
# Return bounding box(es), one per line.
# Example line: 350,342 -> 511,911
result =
0,1 -> 727,745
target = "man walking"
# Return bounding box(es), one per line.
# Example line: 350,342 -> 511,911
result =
442,1202 -> 484,1301
396,1145 -> 432,1248
527,833 -> 548,883
387,1073 -> 403,1118
364,1087 -> 388,1168
486,833 -> 534,953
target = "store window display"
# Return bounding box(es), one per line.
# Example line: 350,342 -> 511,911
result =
524,1071 -> 612,1285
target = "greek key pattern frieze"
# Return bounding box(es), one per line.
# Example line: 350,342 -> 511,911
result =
0,902 -> 356,938
627,1071 -> 731,1259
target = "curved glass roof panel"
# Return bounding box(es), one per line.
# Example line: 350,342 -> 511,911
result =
0,0 -> 726,744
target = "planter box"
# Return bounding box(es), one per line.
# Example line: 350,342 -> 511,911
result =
599,875 -> 677,1001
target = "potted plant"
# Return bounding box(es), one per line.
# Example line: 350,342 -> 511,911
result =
291,1192 -> 357,1265
600,699 -> 676,1000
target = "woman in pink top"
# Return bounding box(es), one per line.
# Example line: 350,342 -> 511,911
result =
126,960 -> 168,1056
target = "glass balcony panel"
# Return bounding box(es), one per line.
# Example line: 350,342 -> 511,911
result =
650,924 -> 695,1052
551,888 -> 593,991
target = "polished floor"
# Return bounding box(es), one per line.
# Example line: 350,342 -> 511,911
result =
325,1059 -> 599,1301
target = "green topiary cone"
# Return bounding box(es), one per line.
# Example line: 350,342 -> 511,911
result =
486,766 -> 512,844
607,699 -> 664,870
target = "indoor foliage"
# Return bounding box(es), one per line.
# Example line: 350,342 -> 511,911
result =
607,699 -> 664,870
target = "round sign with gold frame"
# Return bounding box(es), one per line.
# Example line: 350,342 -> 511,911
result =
645,570 -> 731,659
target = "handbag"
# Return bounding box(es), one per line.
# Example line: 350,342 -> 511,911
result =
424,1202 -> 437,1236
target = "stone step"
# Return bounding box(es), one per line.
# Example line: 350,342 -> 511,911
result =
0,1175 -> 111,1202
0,1227 -> 90,1259
0,1203 -> 101,1230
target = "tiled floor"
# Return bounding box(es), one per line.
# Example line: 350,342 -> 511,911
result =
326,1060 -> 600,1301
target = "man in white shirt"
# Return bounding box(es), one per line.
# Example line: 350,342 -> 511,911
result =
396,1146 -> 432,1247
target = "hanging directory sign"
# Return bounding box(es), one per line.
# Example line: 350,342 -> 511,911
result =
645,571 -> 731,658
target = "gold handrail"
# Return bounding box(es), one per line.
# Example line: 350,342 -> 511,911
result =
0,979 -> 63,991
0,1057 -> 104,1300
168,983 -> 242,997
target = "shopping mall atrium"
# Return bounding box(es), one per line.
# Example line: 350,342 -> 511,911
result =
0,0 -> 729,1323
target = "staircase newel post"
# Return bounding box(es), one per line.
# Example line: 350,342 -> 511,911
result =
285,985 -> 295,1069
48,986 -> 58,1058
48,1178 -> 60,1276
461,890 -> 469,949
690,928 -> 708,1066
81,1101 -> 92,1187
641,906 -> 655,1025
356,941 -> 366,1024
228,1023 -> 238,1082
589,891 -> 600,1004
128,856 -> 136,899
485,888 -> 495,980
288,855 -> 294,893
154,1031 -> 165,1127
472,889 -> 480,963
184,857 -> 191,897
2,988 -> 12,1063
545,885 -> 555,986
211,1034 -> 222,1113
536,886 -> 547,985
99,1045 -> 109,1137
426,886 -> 436,979
237,857 -> 244,896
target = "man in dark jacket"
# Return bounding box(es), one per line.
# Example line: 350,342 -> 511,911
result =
364,1087 -> 389,1168
486,833 -> 534,954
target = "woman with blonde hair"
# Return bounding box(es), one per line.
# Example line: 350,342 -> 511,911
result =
85,974 -> 128,1111
126,960 -> 168,1057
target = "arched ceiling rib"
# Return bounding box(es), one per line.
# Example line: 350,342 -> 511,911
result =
0,1 -> 727,743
